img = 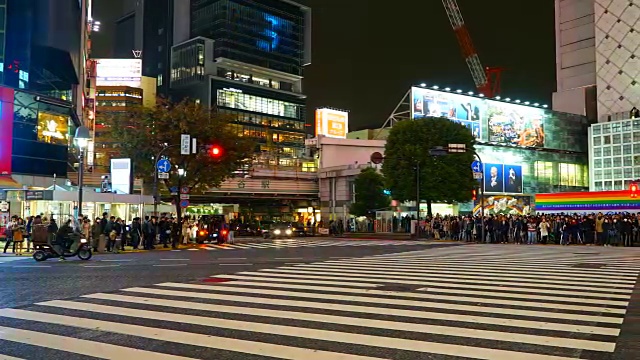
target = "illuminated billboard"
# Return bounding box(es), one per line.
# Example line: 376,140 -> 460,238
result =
487,101 -> 545,147
96,59 -> 142,87
315,108 -> 348,139
411,87 -> 483,140
411,87 -> 547,147
110,158 -> 132,194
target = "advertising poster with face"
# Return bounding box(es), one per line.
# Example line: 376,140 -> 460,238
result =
484,163 -> 504,193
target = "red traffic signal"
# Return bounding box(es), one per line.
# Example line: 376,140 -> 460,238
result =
630,182 -> 639,198
471,189 -> 477,201
208,145 -> 223,157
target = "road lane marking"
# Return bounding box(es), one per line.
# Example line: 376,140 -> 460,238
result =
83,265 -> 121,268
12,265 -> 51,268
76,294 -> 616,352
125,286 -> 620,336
0,309 -> 383,360
153,264 -> 188,267
157,282 -> 624,324
219,263 -> 253,266
100,259 -> 133,262
160,259 -> 190,261
0,325 -> 194,360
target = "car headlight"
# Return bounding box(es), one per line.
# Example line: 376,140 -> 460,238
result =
285,229 -> 292,235
274,229 -> 281,235
80,239 -> 88,244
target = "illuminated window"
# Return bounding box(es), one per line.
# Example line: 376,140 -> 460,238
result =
559,163 -> 588,187
37,112 -> 70,145
594,148 -> 602,157
593,159 -> 602,168
594,170 -> 603,180
593,136 -> 602,146
534,161 -> 553,183
217,89 -> 302,118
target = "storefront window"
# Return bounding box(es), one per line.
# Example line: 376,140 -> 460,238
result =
37,112 -> 70,145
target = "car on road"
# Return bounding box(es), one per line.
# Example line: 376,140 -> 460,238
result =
263,222 -> 294,239
196,215 -> 227,244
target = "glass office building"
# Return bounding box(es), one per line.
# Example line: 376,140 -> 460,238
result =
588,119 -> 640,191
171,0 -> 311,163
191,0 -> 310,76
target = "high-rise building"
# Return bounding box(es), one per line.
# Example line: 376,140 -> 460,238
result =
170,0 -> 311,162
553,0 -> 640,121
0,0 -> 90,185
114,0 -> 174,98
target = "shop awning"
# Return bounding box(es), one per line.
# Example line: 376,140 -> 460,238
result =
0,176 -> 23,189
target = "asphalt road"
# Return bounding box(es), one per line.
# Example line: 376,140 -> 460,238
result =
0,239 -> 639,360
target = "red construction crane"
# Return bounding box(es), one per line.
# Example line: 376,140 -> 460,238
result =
442,0 -> 503,98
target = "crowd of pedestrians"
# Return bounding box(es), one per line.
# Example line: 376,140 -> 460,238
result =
409,212 -> 640,246
1,212 -> 204,255
88,212 -> 199,252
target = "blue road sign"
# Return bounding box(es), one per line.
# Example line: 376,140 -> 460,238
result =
156,159 -> 171,173
471,161 -> 481,173
180,199 -> 190,208
169,186 -> 179,194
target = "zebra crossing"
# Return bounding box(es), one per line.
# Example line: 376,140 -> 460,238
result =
0,244 -> 638,359
196,238 -> 432,251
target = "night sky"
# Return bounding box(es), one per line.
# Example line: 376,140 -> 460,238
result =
92,0 -> 556,131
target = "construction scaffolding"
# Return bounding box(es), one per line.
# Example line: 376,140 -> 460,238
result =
374,89 -> 412,140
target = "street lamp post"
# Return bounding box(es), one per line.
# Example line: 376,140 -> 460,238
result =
74,126 -> 91,218
429,145 -> 485,243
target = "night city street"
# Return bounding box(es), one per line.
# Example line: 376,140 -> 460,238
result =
0,240 -> 638,359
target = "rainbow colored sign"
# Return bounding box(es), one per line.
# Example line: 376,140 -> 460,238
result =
535,191 -> 640,213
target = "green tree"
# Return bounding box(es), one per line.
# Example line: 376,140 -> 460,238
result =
382,117 -> 476,217
108,99 -> 255,218
349,167 -> 390,217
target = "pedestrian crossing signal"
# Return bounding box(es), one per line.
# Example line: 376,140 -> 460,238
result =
471,189 -> 477,201
630,182 -> 639,198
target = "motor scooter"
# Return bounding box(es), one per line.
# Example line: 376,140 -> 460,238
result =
32,233 -> 92,261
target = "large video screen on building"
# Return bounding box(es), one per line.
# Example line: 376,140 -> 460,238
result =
96,59 -> 142,87
411,87 -> 482,140
411,87 -> 547,147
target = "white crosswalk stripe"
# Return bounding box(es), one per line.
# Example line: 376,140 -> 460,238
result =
202,239 -> 431,250
0,256 -> 31,263
0,244 -> 637,359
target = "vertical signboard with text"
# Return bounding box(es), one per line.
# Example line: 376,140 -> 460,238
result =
0,87 -> 14,175
315,108 -> 349,139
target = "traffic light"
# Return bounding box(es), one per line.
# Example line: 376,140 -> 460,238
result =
207,145 -> 223,158
471,189 -> 477,201
630,182 -> 639,198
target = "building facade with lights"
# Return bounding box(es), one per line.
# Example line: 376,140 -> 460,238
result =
170,0 -> 311,165
0,1 -> 92,189
588,119 -> 640,192
373,85 -> 592,216
553,0 -> 640,122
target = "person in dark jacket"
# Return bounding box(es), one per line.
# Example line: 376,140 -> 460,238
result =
130,217 -> 142,249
